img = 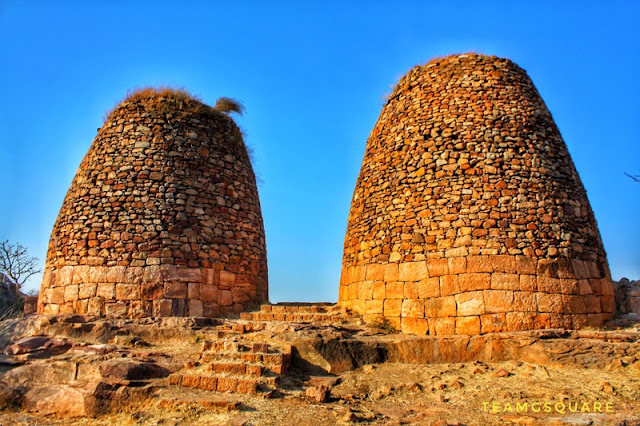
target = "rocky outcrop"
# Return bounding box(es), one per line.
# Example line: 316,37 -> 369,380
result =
38,89 -> 267,318
615,278 -> 640,314
339,54 -> 614,335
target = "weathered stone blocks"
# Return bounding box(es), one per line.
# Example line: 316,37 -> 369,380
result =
339,54 -> 615,335
38,89 -> 268,318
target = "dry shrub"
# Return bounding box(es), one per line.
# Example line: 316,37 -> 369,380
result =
214,97 -> 244,115
371,316 -> 397,334
102,86 -> 209,123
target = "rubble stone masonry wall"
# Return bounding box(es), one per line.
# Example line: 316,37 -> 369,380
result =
38,92 -> 268,318
339,54 -> 615,335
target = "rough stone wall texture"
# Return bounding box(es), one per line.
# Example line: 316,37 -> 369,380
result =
339,54 -> 615,335
38,91 -> 268,318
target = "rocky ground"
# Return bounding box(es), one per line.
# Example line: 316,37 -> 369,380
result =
0,306 -> 638,425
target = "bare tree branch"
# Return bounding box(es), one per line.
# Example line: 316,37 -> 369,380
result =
0,240 -> 41,290
625,172 -> 640,183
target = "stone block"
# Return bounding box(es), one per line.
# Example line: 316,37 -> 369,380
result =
512,291 -> 537,312
365,264 -> 384,281
373,281 -> 385,300
537,276 -> 562,293
383,299 -> 402,317
559,279 -> 579,295
153,299 -> 174,317
601,279 -> 615,296
141,282 -> 163,300
506,312 -> 543,331
104,302 -> 127,317
219,270 -> 235,287
106,266 -> 126,283
237,379 -> 258,394
64,285 -> 79,302
404,282 -> 418,299
401,299 -> 425,318
398,261 -> 428,282
386,282 -> 404,299
188,283 -> 200,299
439,275 -> 460,296
217,377 -> 237,392
51,287 -> 65,304
455,316 -> 480,335
164,283 -> 187,299
570,259 -> 589,279
348,283 -> 359,300
199,376 -> 218,391
584,261 -> 601,279
219,290 -> 233,306
143,265 -> 163,283
519,275 -> 537,292
577,280 -> 592,295
430,317 -> 455,335
87,297 -> 104,316
490,274 -> 520,290
562,295 -> 586,314
448,257 -> 466,274
601,296 -> 615,313
177,268 -> 202,283
483,290 -> 514,314
115,284 -> 140,301
384,263 -> 399,281
401,317 -> 428,335
571,314 -> 589,329
459,273 -> 491,292
418,277 -> 440,298
123,267 -> 144,284
480,313 -> 507,333
425,296 -> 456,318
188,299 -> 203,317
490,255 -> 516,273
455,291 -> 484,316
78,283 -> 97,299
427,258 -> 449,277
72,266 -> 90,284
515,256 -> 537,275
549,314 -> 572,329
203,302 -> 221,317
536,293 -> 564,313
96,283 -> 115,300
57,266 -> 74,285
467,256 -> 493,273
537,259 -> 559,278
583,295 -> 602,313
357,281 -> 374,300
365,300 -> 384,315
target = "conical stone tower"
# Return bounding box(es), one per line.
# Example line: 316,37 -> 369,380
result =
339,54 -> 615,335
38,89 -> 268,318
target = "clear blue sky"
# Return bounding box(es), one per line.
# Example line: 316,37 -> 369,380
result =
1,1 -> 638,301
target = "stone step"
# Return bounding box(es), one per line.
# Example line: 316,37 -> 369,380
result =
201,351 -> 288,367
202,340 -> 280,353
158,395 -> 239,411
259,303 -> 345,314
215,322 -> 266,334
240,312 -> 351,323
169,372 -> 279,394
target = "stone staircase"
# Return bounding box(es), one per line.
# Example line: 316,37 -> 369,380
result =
168,321 -> 291,396
240,303 -> 363,325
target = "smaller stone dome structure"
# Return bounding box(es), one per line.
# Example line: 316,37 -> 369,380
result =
38,88 -> 268,318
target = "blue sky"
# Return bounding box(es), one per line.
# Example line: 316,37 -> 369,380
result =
1,1 -> 638,301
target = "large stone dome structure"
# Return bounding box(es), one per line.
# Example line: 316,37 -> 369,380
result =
339,54 -> 615,335
38,88 -> 268,318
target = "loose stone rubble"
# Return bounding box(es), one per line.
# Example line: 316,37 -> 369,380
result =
37,90 -> 268,318
339,54 -> 615,335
